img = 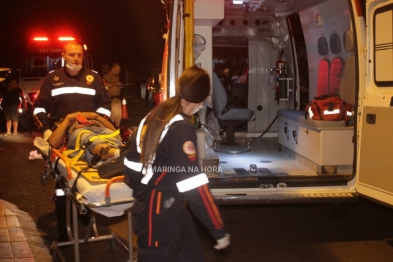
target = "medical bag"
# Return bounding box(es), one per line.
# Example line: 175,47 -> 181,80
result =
305,93 -> 353,122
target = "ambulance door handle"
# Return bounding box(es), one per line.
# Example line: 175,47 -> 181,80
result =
292,130 -> 297,144
366,114 -> 376,124
284,126 -> 289,140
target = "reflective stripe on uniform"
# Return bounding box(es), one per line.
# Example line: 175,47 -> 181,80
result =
33,107 -> 46,115
96,107 -> 111,117
136,114 -> 184,153
124,158 -> 143,171
176,173 -> 209,192
159,114 -> 184,143
55,189 -> 65,196
52,87 -> 96,96
141,165 -> 154,185
136,116 -> 147,153
137,114 -> 186,185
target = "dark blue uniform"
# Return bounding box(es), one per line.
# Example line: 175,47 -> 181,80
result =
125,114 -> 227,261
33,67 -> 111,132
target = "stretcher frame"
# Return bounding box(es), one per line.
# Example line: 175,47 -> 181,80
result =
40,148 -> 135,262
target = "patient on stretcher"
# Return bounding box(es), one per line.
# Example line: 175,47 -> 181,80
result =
48,112 -> 125,167
36,112 -> 135,219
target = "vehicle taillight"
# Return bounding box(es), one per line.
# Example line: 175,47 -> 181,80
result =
28,92 -> 37,103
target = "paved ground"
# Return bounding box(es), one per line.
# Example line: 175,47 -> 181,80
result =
2,94 -> 393,261
0,199 -> 51,261
0,95 -> 151,261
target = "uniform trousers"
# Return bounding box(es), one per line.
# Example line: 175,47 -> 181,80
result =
133,185 -> 205,262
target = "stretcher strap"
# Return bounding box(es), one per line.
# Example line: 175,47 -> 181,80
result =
62,130 -> 94,166
63,129 -> 120,166
72,166 -> 91,193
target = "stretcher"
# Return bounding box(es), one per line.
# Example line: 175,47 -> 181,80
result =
36,138 -> 135,262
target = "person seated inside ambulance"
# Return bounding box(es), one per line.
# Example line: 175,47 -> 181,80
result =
47,111 -> 125,167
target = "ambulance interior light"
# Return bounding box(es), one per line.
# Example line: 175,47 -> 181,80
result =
233,0 -> 243,4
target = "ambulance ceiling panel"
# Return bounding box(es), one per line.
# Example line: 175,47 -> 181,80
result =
223,0 -> 329,18
213,0 -> 329,38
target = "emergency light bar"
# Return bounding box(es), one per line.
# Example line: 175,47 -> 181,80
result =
33,37 -> 48,41
58,37 -> 75,41
33,36 -> 76,41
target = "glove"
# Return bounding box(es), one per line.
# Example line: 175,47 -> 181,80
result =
43,129 -> 52,141
214,234 -> 230,250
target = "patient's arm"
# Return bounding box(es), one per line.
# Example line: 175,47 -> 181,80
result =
48,112 -> 81,148
48,112 -> 116,148
80,112 -> 116,131
90,144 -> 119,160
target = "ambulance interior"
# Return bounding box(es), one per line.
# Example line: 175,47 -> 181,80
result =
205,0 -> 358,190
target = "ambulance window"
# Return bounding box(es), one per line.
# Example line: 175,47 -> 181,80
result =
20,54 -> 63,77
374,5 -> 393,87
49,57 -> 62,71
20,56 -> 34,77
33,58 -> 45,66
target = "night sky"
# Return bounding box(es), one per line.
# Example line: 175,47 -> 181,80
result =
0,0 -> 167,73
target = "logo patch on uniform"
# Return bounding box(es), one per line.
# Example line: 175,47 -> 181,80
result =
183,141 -> 196,155
53,76 -> 59,81
183,141 -> 197,161
86,75 -> 94,85
163,197 -> 175,209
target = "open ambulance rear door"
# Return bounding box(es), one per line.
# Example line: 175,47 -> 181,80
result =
356,0 -> 393,206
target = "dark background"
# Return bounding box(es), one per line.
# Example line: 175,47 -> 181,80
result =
0,0 -> 167,76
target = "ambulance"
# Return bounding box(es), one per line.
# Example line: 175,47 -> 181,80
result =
18,35 -> 93,117
158,0 -> 393,208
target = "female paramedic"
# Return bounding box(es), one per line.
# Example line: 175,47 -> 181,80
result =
124,66 -> 230,261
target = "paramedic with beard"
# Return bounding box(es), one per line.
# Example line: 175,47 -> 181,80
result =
124,66 -> 230,261
33,40 -> 112,241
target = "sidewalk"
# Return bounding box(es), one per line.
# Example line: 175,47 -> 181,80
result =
0,200 -> 51,262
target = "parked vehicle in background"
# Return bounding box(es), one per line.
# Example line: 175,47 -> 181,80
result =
0,67 -> 12,85
0,67 -> 12,79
